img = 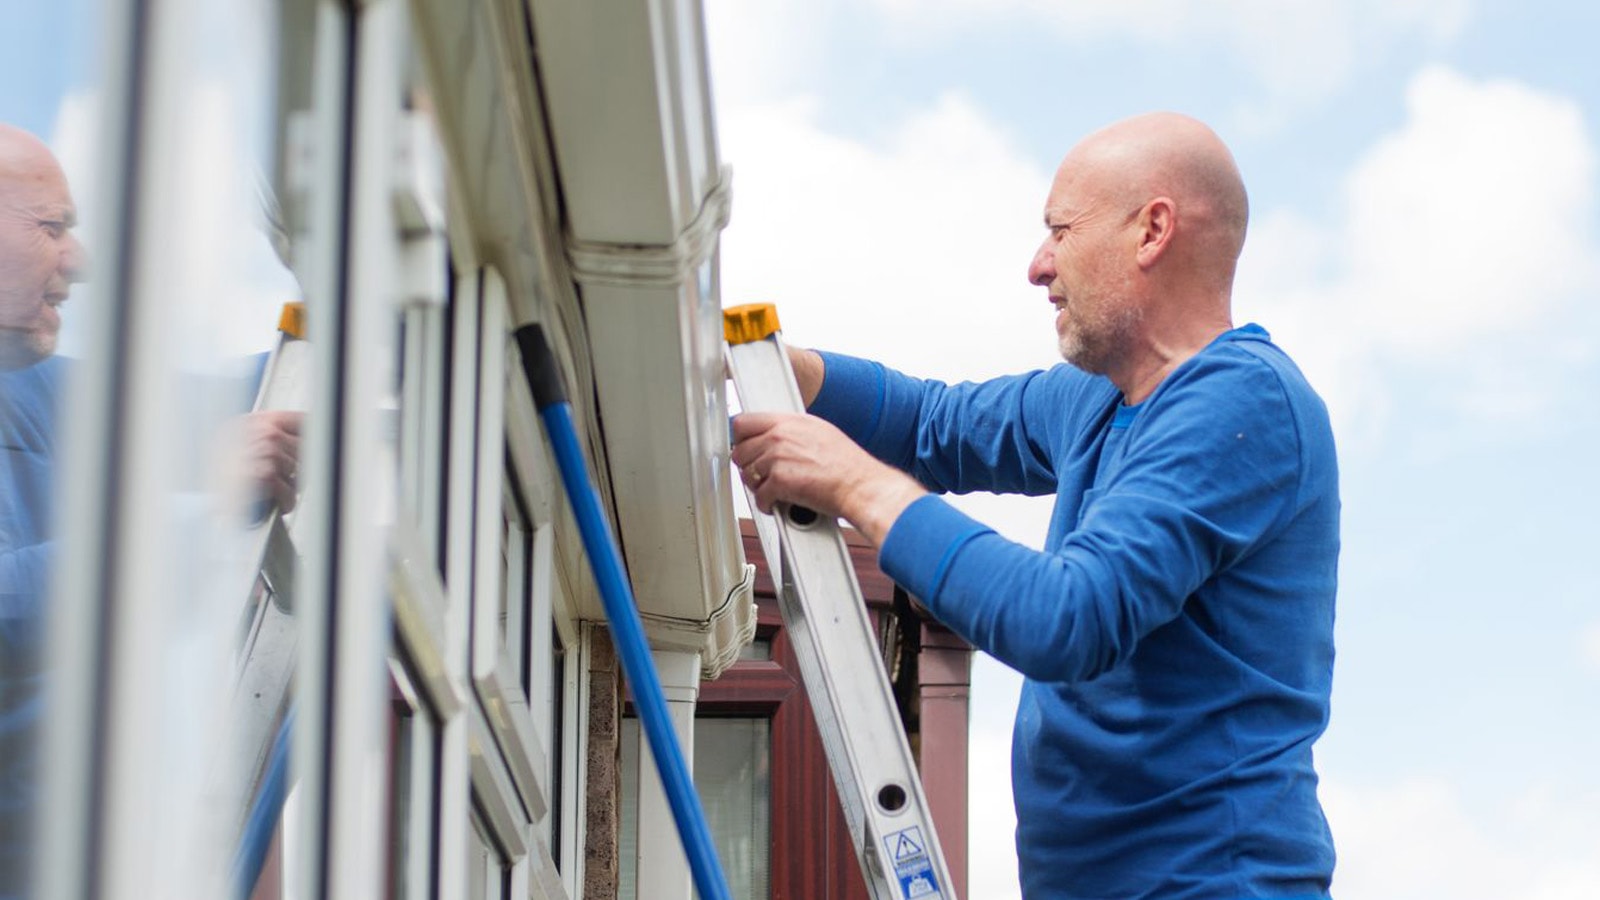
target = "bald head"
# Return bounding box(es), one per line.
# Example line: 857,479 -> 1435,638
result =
1,124 -> 83,368
1074,113 -> 1248,264
0,125 -> 61,182
1029,113 -> 1251,398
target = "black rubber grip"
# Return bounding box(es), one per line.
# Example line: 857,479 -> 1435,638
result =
515,323 -> 567,410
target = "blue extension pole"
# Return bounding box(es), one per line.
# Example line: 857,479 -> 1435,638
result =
516,324 -> 734,900
233,705 -> 295,900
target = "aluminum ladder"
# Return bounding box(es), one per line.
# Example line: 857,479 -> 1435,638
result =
724,302 -> 956,900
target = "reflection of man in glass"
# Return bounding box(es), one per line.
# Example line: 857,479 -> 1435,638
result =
0,124 -> 301,898
0,123 -> 84,900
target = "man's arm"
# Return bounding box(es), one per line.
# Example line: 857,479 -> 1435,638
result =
741,345 -> 1085,543
788,345 -> 825,408
741,350 -> 1316,681
799,349 -> 1083,497
876,355 -> 1312,682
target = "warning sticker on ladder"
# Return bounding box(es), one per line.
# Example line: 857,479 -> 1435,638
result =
883,826 -> 943,899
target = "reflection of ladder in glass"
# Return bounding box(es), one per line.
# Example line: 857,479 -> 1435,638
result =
724,304 -> 957,900
216,302 -> 312,896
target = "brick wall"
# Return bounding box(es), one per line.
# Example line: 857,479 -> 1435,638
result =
583,627 -> 621,900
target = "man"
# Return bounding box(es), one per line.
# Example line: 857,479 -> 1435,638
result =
0,124 -> 300,898
731,112 -> 1339,898
0,123 -> 93,899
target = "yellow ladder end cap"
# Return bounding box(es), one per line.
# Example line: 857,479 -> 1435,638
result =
723,303 -> 781,345
278,302 -> 307,339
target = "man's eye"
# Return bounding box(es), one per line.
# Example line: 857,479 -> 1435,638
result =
40,221 -> 65,238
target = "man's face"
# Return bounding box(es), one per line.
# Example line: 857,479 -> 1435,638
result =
0,148 -> 85,369
1026,163 -> 1141,376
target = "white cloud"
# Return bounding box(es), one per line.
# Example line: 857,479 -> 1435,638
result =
966,655 -> 1023,900
1236,66 -> 1600,446
865,0 -> 1470,109
718,63 -> 1600,456
1581,622 -> 1600,673
1342,67 -> 1597,354
966,725 -> 1021,900
702,0 -> 829,108
716,92 -> 1061,384
1322,776 -> 1600,900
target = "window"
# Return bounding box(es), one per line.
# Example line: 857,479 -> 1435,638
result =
618,717 -> 772,900
618,602 -> 792,900
387,663 -> 440,900
467,809 -> 512,900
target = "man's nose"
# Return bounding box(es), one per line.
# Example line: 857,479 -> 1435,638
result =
1027,240 -> 1054,287
61,233 -> 89,283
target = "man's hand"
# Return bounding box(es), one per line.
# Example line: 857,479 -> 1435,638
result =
241,410 -> 304,514
731,412 -> 925,547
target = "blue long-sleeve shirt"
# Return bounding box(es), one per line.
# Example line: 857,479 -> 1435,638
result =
811,325 -> 1339,899
1,356 -> 64,899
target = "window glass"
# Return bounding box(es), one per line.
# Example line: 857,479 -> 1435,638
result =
120,0 -> 315,891
619,718 -> 641,900
392,49 -> 448,565
619,717 -> 772,899
1,3 -> 104,891
387,673 -> 438,900
549,624 -> 566,866
467,809 -> 511,900
738,638 -> 772,662
696,718 -> 772,900
468,813 -> 491,900
3,0 -> 322,895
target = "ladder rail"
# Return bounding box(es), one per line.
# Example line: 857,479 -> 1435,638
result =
214,310 -> 311,896
726,305 -> 957,900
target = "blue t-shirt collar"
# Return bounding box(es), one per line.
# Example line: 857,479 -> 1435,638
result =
1111,324 -> 1270,429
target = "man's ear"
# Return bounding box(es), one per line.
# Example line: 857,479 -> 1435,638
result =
1135,197 -> 1176,269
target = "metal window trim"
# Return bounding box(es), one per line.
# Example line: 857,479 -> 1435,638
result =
32,0 -> 149,890
436,257 -> 487,900
386,655 -> 442,900
399,296 -> 449,563
501,491 -> 532,683
503,345 -> 556,530
468,268 -> 555,834
390,516 -> 467,717
466,702 -> 531,862
273,2 -> 361,898
294,1 -> 414,898
557,623 -> 598,900
523,521 -> 559,837
471,652 -> 550,822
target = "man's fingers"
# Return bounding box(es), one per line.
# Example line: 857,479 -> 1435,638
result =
750,477 -> 779,516
237,410 -> 306,516
271,409 -> 304,436
730,411 -> 788,442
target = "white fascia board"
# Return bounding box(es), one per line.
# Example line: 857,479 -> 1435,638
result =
524,0 -> 752,668
578,267 -> 753,668
526,0 -> 721,245
570,187 -> 755,671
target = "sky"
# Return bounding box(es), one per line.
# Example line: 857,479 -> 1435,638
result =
702,1 -> 1600,898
